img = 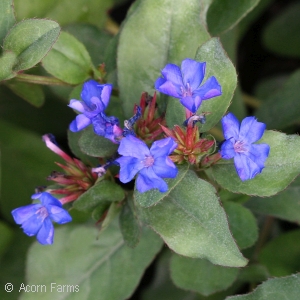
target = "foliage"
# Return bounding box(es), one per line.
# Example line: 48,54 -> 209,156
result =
1,0 -> 300,299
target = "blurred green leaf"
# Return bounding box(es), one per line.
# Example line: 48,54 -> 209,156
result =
255,69 -> 300,130
246,176 -> 300,223
118,0 -> 210,118
22,220 -> 163,300
3,19 -> 60,71
212,130 -> 300,197
73,180 -> 125,212
170,255 -> 239,296
226,274 -> 300,300
263,2 -> 300,57
223,202 -> 258,249
238,264 -> 269,283
42,31 -> 93,84
134,164 -> 189,207
6,80 -> 45,107
194,38 -> 237,132
0,0 -> 15,46
136,170 -> 247,267
219,189 -> 250,204
14,0 -> 115,29
78,126 -> 118,157
207,0 -> 260,36
0,51 -> 17,80
64,23 -> 112,66
119,199 -> 141,248
0,120 -> 60,222
259,230 -> 300,277
0,221 -> 13,260
67,130 -> 99,166
0,232 -> 32,300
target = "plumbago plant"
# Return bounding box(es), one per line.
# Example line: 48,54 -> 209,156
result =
2,0 -> 300,299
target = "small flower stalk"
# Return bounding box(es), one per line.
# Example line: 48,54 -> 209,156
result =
160,118 -> 215,165
43,134 -> 98,204
134,92 -> 166,143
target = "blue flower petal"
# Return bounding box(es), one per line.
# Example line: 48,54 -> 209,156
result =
100,84 -> 113,108
239,117 -> 266,144
180,96 -> 197,113
150,137 -> 177,158
220,140 -> 236,159
116,156 -> 144,183
68,100 -> 85,113
69,114 -> 91,132
246,144 -> 270,169
36,218 -> 54,245
136,168 -> 168,193
21,213 -> 44,236
161,63 -> 183,87
48,205 -> 72,224
40,192 -> 62,207
81,80 -> 103,107
193,76 -> 222,100
234,153 -> 262,181
11,204 -> 42,224
152,156 -> 178,178
117,135 -> 150,159
221,113 -> 240,140
181,59 -> 206,91
155,79 -> 181,98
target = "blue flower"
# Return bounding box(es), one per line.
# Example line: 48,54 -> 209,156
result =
116,135 -> 178,193
220,113 -> 270,181
11,192 -> 72,245
155,58 -> 222,113
68,80 -> 122,143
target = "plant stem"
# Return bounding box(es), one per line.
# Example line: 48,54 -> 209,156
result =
15,74 -> 72,86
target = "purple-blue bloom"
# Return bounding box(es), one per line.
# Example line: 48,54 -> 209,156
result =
11,192 -> 72,245
116,135 -> 178,193
220,113 -> 270,181
68,79 -> 122,143
155,58 -> 222,113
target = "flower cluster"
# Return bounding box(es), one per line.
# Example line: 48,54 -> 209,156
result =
11,58 -> 270,245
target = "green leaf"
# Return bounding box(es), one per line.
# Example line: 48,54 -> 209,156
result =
258,230 -> 300,277
0,232 -> 32,300
78,126 -> 118,157
223,202 -> 258,249
118,0 -> 210,118
255,69 -> 300,130
67,130 -> 99,166
238,264 -> 269,283
263,2 -> 300,57
14,0 -> 114,30
42,31 -> 92,84
0,221 -> 13,260
212,130 -> 300,197
194,38 -> 237,132
21,221 -> 163,300
170,255 -> 239,296
0,0 -> 15,46
73,180 -> 125,212
64,23 -> 112,66
0,120 -> 61,222
134,164 -> 189,207
119,199 -> 141,248
6,80 -> 45,107
207,0 -> 260,36
136,170 -> 247,267
226,274 -> 300,300
0,51 -> 17,80
3,19 -> 60,71
246,176 -> 300,223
